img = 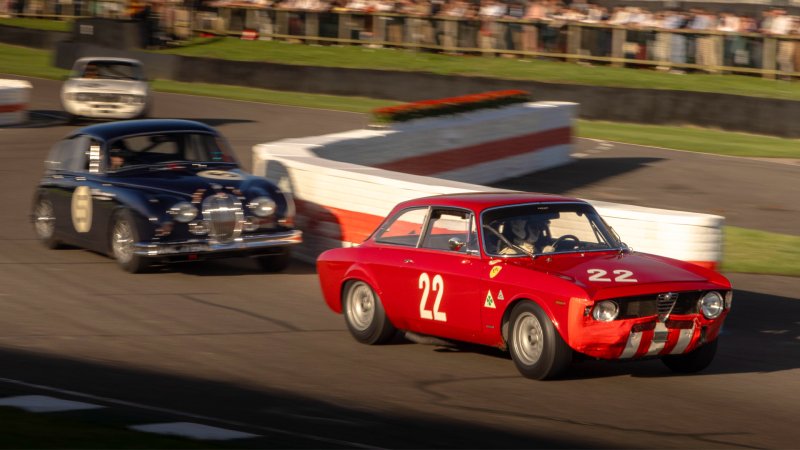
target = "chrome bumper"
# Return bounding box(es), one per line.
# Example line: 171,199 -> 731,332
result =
133,230 -> 302,257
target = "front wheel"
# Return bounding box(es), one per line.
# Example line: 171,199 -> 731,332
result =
661,339 -> 718,373
508,302 -> 572,380
343,280 -> 396,345
32,196 -> 62,249
110,209 -> 151,273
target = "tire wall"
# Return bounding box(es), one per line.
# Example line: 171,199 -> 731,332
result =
0,79 -> 32,126
252,103 -> 723,269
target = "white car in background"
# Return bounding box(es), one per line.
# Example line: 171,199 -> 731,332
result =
61,57 -> 151,121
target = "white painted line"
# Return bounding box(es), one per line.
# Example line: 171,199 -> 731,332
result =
0,395 -> 104,413
0,378 -> 383,449
572,152 -> 588,158
130,422 -> 259,440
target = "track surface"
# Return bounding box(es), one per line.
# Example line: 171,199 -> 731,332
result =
1,76 -> 799,449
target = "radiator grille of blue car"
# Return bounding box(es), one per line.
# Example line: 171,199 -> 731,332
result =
202,193 -> 243,244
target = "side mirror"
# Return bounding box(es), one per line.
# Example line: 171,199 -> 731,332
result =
448,237 -> 466,252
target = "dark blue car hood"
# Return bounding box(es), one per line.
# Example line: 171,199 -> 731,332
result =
107,167 -> 278,200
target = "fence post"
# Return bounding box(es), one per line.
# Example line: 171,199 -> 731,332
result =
611,26 -> 625,67
373,13 -> 386,46
566,23 -> 581,62
306,11 -> 319,44
275,9 -> 289,36
338,12 -> 351,42
762,36 -> 777,79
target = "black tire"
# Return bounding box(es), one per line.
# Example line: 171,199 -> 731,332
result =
343,280 -> 397,345
661,339 -> 718,374
32,196 -> 62,249
508,301 -> 572,380
256,249 -> 292,273
109,209 -> 151,273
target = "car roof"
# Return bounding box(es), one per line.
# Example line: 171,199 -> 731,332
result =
67,119 -> 219,141
74,57 -> 143,66
398,192 -> 587,212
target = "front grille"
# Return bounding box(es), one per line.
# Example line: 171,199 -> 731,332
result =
202,192 -> 243,243
617,291 -> 703,319
81,92 -> 123,102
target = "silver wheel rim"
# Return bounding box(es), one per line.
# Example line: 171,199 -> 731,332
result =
513,311 -> 544,366
34,200 -> 55,239
112,219 -> 134,264
346,282 -> 375,331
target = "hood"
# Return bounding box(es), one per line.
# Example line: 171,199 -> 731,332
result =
64,79 -> 148,95
511,251 -> 713,298
109,167 -> 276,200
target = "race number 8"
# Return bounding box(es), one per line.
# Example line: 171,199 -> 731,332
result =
419,273 -> 447,322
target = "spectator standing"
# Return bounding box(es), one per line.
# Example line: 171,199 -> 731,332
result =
478,0 -> 506,52
522,0 -> 546,52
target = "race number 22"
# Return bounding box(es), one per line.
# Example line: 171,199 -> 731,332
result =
419,273 -> 447,321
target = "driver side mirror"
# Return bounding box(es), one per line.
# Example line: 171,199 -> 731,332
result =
448,237 -> 466,252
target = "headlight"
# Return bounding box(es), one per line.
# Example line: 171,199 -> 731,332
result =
592,300 -> 619,322
169,202 -> 198,223
698,291 -> 724,319
248,196 -> 276,217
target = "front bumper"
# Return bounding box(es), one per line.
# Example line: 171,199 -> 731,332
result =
133,230 -> 302,258
567,298 -> 727,360
63,99 -> 146,119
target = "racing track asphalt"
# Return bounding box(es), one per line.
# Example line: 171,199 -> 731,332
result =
0,75 -> 799,449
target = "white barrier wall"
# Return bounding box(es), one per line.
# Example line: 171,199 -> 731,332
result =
0,79 -> 32,126
253,142 -> 723,269
253,101 -> 723,268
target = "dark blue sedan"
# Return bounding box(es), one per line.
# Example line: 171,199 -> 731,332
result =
31,119 -> 302,273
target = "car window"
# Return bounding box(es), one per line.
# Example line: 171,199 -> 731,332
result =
106,132 -> 237,169
78,61 -> 144,81
375,208 -> 428,247
421,209 -> 473,253
46,136 -> 91,172
482,203 -> 621,256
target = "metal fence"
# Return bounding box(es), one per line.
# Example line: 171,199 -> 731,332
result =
4,1 -> 800,79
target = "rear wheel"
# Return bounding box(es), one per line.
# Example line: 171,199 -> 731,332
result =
662,339 -> 718,373
508,301 -> 572,380
32,196 -> 62,249
343,280 -> 396,345
110,209 -> 151,273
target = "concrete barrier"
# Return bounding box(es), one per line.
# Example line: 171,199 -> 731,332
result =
0,79 -> 32,126
253,104 -> 723,269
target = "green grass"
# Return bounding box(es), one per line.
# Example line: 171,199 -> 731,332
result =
0,407 -> 226,448
0,17 -> 71,32
577,120 -> 800,158
160,37 -> 800,101
722,227 -> 800,277
0,44 -> 69,79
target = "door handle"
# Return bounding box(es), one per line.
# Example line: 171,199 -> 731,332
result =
403,259 -> 414,264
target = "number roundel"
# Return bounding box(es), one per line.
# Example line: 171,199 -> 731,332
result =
418,272 -> 447,322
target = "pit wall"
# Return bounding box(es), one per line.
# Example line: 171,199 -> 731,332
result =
252,103 -> 723,269
0,79 -> 32,126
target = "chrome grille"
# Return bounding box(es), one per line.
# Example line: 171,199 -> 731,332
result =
82,92 -> 123,102
656,292 -> 678,322
202,192 -> 243,243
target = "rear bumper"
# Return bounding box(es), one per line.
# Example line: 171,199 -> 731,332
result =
133,230 -> 302,257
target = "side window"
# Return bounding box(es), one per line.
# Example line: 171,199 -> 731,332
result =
421,209 -> 472,252
375,208 -> 428,247
52,136 -> 91,172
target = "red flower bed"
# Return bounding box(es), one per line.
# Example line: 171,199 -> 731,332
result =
372,90 -> 531,123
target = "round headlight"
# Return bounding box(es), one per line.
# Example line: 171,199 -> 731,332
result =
592,300 -> 619,322
698,291 -> 724,319
249,196 -> 276,217
169,202 -> 198,223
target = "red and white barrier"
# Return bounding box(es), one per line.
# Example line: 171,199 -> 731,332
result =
0,79 -> 32,126
252,102 -> 723,269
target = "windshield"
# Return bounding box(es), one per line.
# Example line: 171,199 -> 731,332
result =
481,203 -> 622,256
106,132 -> 239,171
76,61 -> 145,81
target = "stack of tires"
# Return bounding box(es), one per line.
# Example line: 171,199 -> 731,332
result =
0,79 -> 32,126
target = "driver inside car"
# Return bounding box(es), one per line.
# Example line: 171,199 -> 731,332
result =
498,216 -> 552,255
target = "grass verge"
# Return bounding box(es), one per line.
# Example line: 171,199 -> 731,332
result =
0,17 -> 71,32
722,227 -> 800,277
159,37 -> 800,101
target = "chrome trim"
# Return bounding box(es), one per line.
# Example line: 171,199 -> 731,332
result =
132,230 -> 302,256
202,192 -> 244,244
657,292 -> 679,322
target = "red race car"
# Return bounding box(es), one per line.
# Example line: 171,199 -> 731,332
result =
317,193 -> 732,379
